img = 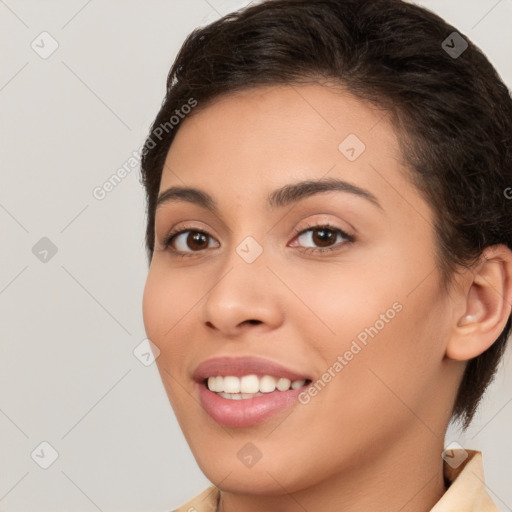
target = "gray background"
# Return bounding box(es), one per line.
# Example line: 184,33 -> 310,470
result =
1,0 -> 511,510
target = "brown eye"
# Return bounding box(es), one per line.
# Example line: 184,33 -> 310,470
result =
294,224 -> 353,253
308,227 -> 338,247
165,229 -> 219,253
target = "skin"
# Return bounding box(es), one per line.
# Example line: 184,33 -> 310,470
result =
142,83 -> 512,512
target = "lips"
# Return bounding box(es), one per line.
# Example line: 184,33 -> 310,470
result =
192,356 -> 312,428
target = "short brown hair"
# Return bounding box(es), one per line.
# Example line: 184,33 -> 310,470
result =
140,0 -> 512,429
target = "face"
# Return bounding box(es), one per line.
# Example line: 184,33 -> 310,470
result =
142,84 -> 459,493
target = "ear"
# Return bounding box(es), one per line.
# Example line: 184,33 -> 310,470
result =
446,244 -> 512,361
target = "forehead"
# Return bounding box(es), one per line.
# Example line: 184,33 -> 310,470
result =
165,84 -> 397,169
169,83 -> 398,157
159,83 -> 427,222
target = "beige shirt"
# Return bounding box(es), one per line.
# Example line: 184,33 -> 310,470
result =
172,450 -> 498,512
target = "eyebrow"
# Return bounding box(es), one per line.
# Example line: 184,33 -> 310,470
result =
155,177 -> 383,213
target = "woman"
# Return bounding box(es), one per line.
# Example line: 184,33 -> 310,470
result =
140,0 -> 512,510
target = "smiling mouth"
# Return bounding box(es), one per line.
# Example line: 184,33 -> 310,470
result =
204,374 -> 312,399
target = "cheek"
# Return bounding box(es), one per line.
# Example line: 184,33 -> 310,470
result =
142,266 -> 196,414
282,253 -> 404,352
292,245 -> 447,411
321,277 -> 448,439
142,262 -> 209,392
142,267 -> 166,342
142,264 -> 188,363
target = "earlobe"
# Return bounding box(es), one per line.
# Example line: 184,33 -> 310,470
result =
446,244 -> 512,361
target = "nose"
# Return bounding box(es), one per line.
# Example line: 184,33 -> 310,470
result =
200,250 -> 285,338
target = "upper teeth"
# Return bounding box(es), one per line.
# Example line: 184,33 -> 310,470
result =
207,375 -> 306,394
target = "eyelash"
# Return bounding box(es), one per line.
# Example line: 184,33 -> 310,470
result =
161,222 -> 355,258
